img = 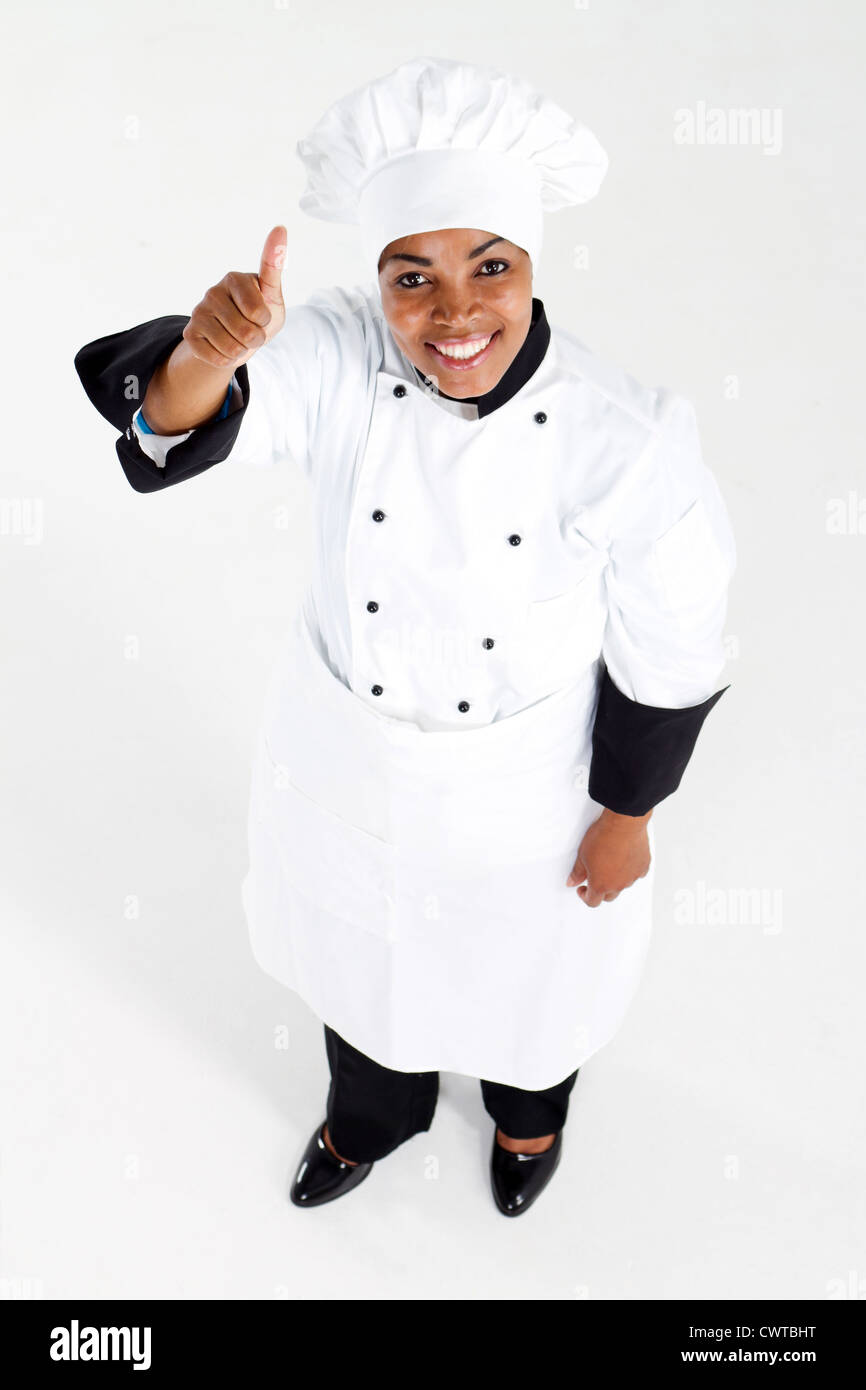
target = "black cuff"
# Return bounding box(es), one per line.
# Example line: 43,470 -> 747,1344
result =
73,316 -> 249,493
588,666 -> 729,816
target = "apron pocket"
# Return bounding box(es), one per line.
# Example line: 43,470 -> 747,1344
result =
258,735 -> 397,941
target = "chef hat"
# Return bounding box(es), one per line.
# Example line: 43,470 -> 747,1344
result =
295,56 -> 608,275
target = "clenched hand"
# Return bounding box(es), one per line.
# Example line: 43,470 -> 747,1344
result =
140,226 -> 289,434
567,807 -> 652,907
182,225 -> 288,368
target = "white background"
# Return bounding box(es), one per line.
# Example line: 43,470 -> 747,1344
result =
1,0 -> 864,1300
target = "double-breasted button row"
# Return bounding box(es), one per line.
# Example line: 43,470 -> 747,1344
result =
366,393 -> 552,715
363,488 -> 507,709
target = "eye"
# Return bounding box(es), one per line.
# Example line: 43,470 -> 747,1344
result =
394,259 -> 510,289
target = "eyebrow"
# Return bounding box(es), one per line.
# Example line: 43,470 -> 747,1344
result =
379,236 -> 505,270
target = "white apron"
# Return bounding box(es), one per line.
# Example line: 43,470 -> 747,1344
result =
241,591 -> 656,1092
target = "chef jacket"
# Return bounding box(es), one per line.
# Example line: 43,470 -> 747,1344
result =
73,285 -> 736,816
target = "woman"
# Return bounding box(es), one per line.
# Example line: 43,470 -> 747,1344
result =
74,57 -> 736,1216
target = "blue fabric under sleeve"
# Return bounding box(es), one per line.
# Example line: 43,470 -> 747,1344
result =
137,381 -> 234,434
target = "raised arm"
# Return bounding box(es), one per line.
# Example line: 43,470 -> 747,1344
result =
73,227 -> 290,492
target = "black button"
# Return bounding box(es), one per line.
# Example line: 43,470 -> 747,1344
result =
482,637 -> 494,650
366,601 -> 378,613
534,411 -> 547,424
508,533 -> 522,546
393,384 -> 407,398
458,701 -> 470,713
372,509 -> 386,522
371,685 -> 383,696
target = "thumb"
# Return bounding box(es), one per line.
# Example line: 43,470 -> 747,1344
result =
567,857 -> 588,888
258,225 -> 286,305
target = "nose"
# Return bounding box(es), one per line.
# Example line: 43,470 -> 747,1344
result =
429,286 -> 484,330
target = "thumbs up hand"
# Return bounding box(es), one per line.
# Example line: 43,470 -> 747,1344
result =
182,225 -> 287,368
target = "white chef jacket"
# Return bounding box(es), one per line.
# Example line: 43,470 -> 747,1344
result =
130,282 -> 735,732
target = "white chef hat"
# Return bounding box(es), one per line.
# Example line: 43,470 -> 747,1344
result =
295,56 -> 609,275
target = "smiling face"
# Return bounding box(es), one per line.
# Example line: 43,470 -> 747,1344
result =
377,228 -> 533,397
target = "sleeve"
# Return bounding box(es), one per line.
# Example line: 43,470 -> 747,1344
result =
72,295 -> 350,493
72,315 -> 251,493
587,391 -> 737,816
131,378 -> 239,468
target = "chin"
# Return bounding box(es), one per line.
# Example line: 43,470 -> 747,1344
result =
442,373 -> 498,397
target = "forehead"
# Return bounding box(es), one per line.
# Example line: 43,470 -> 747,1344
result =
378,229 -> 516,270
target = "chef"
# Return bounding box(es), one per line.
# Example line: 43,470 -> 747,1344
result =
73,56 -> 736,1218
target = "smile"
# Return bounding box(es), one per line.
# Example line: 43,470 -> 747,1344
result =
425,330 -> 501,370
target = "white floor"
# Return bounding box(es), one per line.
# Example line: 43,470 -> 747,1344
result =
1,743 -> 861,1299
3,0 -> 865,1301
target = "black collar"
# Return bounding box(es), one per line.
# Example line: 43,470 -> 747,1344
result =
411,298 -> 550,416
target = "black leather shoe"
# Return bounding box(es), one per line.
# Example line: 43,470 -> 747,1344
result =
289,1123 -> 373,1208
490,1129 -> 563,1216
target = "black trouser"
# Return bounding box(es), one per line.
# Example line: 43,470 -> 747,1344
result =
324,1024 -> 580,1164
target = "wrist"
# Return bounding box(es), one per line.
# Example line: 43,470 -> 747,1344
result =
599,806 -> 653,831
142,342 -> 235,434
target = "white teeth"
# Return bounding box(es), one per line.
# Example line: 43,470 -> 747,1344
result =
433,334 -> 493,360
